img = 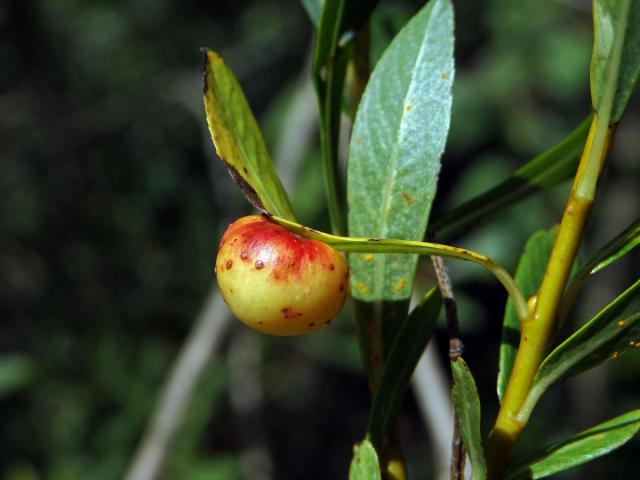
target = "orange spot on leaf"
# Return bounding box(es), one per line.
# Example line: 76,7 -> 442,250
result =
401,192 -> 414,206
393,278 -> 407,292
356,282 -> 368,295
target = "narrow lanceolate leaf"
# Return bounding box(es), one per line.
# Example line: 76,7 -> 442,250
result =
201,49 -> 296,220
451,358 -> 487,480
313,0 -> 349,235
591,0 -> 640,124
348,0 -> 454,301
506,409 -> 640,480
312,0 -> 378,235
431,117 -> 590,242
314,0 -> 378,62
349,439 -> 381,480
368,288 -> 441,445
523,279 -> 640,416
582,217 -> 640,274
561,217 -> 640,319
498,227 -> 557,402
570,215 -> 640,288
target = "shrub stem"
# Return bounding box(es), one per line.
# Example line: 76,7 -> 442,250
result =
486,115 -> 617,478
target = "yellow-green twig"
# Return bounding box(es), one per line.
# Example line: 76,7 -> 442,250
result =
486,114 -> 617,478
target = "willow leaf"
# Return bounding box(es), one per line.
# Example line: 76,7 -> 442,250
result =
506,409 -> 640,479
349,439 -> 381,480
368,287 -> 441,445
522,278 -> 640,418
591,0 -> 640,123
431,117 -> 590,242
451,358 -> 487,480
202,49 -> 295,219
348,0 -> 454,301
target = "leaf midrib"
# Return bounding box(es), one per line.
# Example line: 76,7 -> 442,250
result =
373,1 -> 441,300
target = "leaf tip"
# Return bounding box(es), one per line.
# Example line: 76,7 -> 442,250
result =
200,47 -> 210,94
200,48 -> 223,94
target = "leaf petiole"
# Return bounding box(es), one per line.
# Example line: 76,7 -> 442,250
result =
270,215 -> 529,323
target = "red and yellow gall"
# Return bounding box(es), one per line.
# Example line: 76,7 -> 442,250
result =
215,215 -> 349,335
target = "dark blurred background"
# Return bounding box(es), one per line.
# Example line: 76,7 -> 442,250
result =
1,0 -> 638,479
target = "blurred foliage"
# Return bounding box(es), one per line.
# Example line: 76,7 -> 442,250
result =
1,0 -> 638,479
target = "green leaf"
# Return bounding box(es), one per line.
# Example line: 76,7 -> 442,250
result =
583,217 -> 640,274
368,288 -> 441,445
591,0 -> 640,124
349,439 -> 381,480
451,358 -> 487,480
312,0 -> 378,235
313,0 -> 349,235
347,0 -> 454,301
313,0 -> 347,71
498,227 -> 557,402
201,49 -> 296,220
562,218 -> 640,318
314,0 -> 378,66
523,278 -> 640,417
431,117 -> 591,242
506,409 -> 640,480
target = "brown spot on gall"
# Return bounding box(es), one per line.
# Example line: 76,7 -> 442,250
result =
339,284 -> 344,292
325,319 -> 333,325
329,263 -> 335,271
226,260 -> 233,269
255,260 -> 264,269
240,251 -> 249,260
308,323 -> 315,327
281,307 -> 302,319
